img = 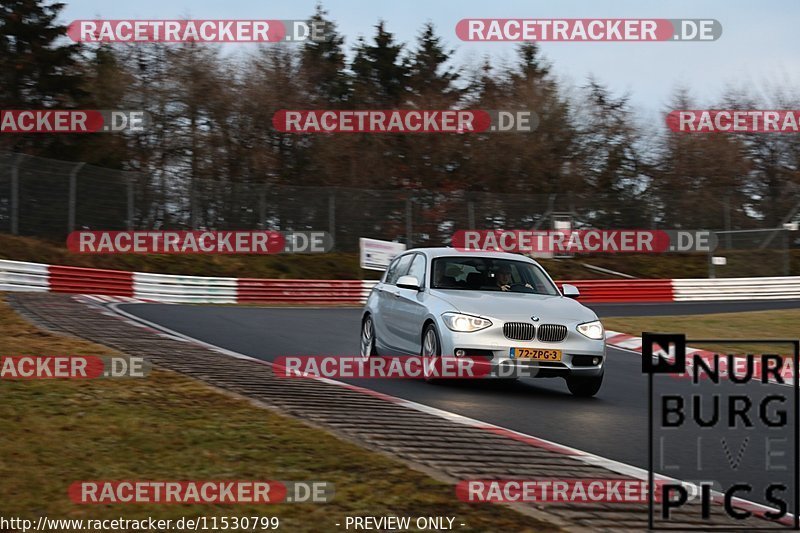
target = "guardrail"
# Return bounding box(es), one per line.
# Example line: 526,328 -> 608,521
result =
238,279 -> 368,305
134,272 -> 237,304
0,260 -> 49,292
1,259 -> 798,304
672,277 -> 800,301
560,279 -> 674,303
49,264 -> 134,296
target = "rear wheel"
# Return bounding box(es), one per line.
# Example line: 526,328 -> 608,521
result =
566,372 -> 603,397
360,315 -> 379,358
421,323 -> 441,382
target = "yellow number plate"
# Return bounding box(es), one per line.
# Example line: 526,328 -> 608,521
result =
511,348 -> 562,361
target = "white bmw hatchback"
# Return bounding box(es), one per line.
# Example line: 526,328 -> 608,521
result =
361,247 -> 606,396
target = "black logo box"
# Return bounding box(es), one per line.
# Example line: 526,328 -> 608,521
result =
642,332 -> 800,530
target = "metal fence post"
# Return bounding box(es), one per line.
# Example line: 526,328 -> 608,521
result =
708,251 -> 715,279
783,229 -> 790,276
190,180 -> 197,230
406,196 -> 413,248
328,190 -> 335,251
467,200 -> 475,229
10,154 -> 22,235
68,162 -> 85,233
258,185 -> 266,229
126,174 -> 135,230
534,194 -> 557,230
723,194 -> 732,249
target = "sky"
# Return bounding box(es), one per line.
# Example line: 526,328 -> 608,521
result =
61,0 -> 800,119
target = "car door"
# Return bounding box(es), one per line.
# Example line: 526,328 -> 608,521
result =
372,255 -> 401,349
392,253 -> 430,355
378,253 -> 414,353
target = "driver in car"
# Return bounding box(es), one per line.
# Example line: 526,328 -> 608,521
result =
496,265 -> 533,292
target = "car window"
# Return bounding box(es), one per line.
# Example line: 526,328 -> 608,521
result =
386,254 -> 413,285
383,256 -> 401,283
430,256 -> 559,295
406,254 -> 426,286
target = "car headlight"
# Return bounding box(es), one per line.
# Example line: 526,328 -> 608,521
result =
577,320 -> 604,340
442,312 -> 492,332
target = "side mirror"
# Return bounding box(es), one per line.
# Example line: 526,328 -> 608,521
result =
396,275 -> 421,290
562,283 -> 580,299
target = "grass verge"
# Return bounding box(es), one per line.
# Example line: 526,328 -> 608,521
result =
603,309 -> 800,356
0,296 -> 557,532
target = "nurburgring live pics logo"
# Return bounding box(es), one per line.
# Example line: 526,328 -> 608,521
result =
643,332 -> 799,527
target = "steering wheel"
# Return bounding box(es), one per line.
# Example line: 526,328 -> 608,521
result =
508,282 -> 535,293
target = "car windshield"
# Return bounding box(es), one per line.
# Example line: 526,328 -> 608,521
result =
430,257 -> 560,295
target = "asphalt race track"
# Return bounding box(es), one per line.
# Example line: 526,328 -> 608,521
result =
122,300 -> 800,509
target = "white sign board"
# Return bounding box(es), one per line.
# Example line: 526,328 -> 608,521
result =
712,256 -> 727,266
360,238 -> 406,271
552,219 -> 573,259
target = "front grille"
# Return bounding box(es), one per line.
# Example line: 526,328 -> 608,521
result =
503,322 -> 535,341
537,324 -> 568,342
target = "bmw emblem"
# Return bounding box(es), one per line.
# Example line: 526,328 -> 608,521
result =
531,315 -> 540,322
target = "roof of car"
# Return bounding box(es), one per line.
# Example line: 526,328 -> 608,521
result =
404,247 -> 540,264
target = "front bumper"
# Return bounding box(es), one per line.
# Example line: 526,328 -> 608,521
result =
437,321 -> 606,378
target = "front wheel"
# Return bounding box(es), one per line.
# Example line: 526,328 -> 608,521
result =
360,315 -> 379,358
421,323 -> 441,382
566,372 -> 603,397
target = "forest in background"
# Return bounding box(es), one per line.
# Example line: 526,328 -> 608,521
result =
1,0 -> 798,235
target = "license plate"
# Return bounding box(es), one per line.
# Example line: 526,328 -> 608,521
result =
510,348 -> 562,361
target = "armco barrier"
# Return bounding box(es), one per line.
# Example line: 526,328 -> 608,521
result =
673,277 -> 800,301
238,279 -> 368,305
559,279 -> 674,303
1,259 -> 799,304
48,264 -> 134,297
133,272 -> 237,304
0,259 -> 49,292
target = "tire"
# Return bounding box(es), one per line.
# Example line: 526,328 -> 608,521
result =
566,372 -> 603,397
360,315 -> 379,358
421,323 -> 441,382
